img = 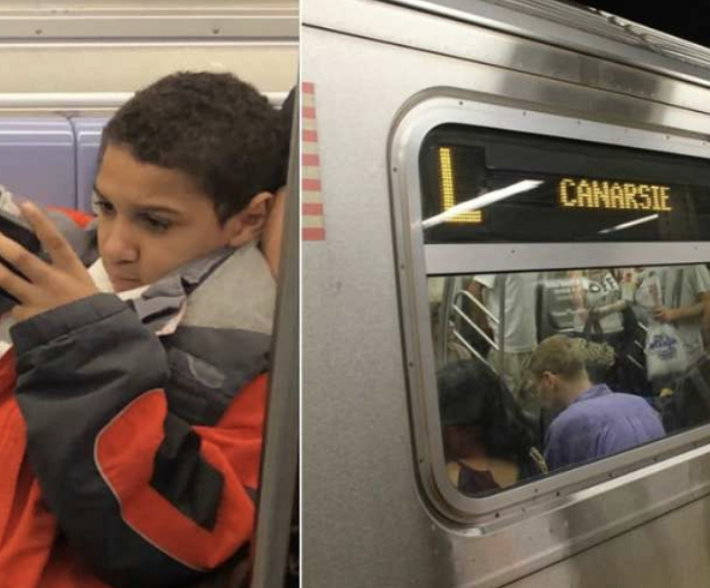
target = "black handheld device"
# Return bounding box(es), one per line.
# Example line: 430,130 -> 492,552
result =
0,208 -> 41,304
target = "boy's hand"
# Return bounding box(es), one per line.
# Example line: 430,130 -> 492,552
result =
0,203 -> 99,322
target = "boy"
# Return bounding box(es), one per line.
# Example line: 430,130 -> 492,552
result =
0,71 -> 285,588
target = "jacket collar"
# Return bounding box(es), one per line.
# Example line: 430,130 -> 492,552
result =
90,244 -> 275,337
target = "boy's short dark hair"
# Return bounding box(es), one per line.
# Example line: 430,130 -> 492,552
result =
102,71 -> 286,223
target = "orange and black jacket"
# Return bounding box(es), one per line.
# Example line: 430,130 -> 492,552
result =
0,233 -> 272,588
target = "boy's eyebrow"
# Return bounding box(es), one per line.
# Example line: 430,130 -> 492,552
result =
92,184 -> 108,201
92,184 -> 183,216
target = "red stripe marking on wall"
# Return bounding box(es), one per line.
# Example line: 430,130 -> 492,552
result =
303,227 -> 326,241
302,178 -> 322,191
303,203 -> 324,216
301,81 -> 325,242
302,153 -> 320,166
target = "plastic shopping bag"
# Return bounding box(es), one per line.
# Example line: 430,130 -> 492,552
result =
645,321 -> 688,380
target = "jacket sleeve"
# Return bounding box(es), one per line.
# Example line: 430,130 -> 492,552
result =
11,293 -> 266,588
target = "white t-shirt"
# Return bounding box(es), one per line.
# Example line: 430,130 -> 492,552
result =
572,271 -> 624,335
474,273 -> 538,353
636,265 -> 710,363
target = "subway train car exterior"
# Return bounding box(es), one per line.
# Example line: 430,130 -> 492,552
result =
0,3 -> 299,587
303,1 -> 710,587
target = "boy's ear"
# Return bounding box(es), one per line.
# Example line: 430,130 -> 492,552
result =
224,191 -> 274,248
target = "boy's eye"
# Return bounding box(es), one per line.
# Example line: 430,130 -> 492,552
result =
140,214 -> 172,233
93,199 -> 115,216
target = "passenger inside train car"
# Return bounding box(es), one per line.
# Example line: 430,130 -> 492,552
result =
0,72 -> 287,588
527,334 -> 665,471
432,262 -> 710,489
437,360 -> 547,495
568,268 -> 627,388
632,265 -> 710,391
467,271 -> 538,402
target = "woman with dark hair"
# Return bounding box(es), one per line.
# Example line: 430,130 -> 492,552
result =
437,360 -> 547,496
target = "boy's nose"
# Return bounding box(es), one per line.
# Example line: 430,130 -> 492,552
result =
101,220 -> 139,263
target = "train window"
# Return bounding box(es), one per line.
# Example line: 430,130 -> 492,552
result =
390,98 -> 710,518
432,264 -> 710,497
420,125 -> 710,244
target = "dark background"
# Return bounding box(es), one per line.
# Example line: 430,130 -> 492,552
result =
567,1 -> 709,47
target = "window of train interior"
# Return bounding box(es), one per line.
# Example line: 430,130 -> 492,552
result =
390,96 -> 710,523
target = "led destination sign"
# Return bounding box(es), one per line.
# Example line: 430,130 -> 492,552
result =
558,178 -> 673,212
438,146 -> 482,224
421,125 -> 710,243
436,143 -> 675,229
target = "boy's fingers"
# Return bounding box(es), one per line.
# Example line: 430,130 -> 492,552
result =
20,203 -> 84,271
0,231 -> 48,285
0,261 -> 33,302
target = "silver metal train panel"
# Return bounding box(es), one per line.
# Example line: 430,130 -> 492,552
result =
303,1 -> 710,586
305,0 -> 710,121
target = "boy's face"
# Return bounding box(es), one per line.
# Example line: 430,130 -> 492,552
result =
94,144 -> 267,292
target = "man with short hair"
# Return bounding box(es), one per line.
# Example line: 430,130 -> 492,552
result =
0,72 -> 286,588
528,335 -> 665,471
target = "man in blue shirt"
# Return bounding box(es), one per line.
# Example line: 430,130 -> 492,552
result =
527,335 -> 665,471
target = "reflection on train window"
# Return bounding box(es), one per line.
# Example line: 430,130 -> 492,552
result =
431,265 -> 710,496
